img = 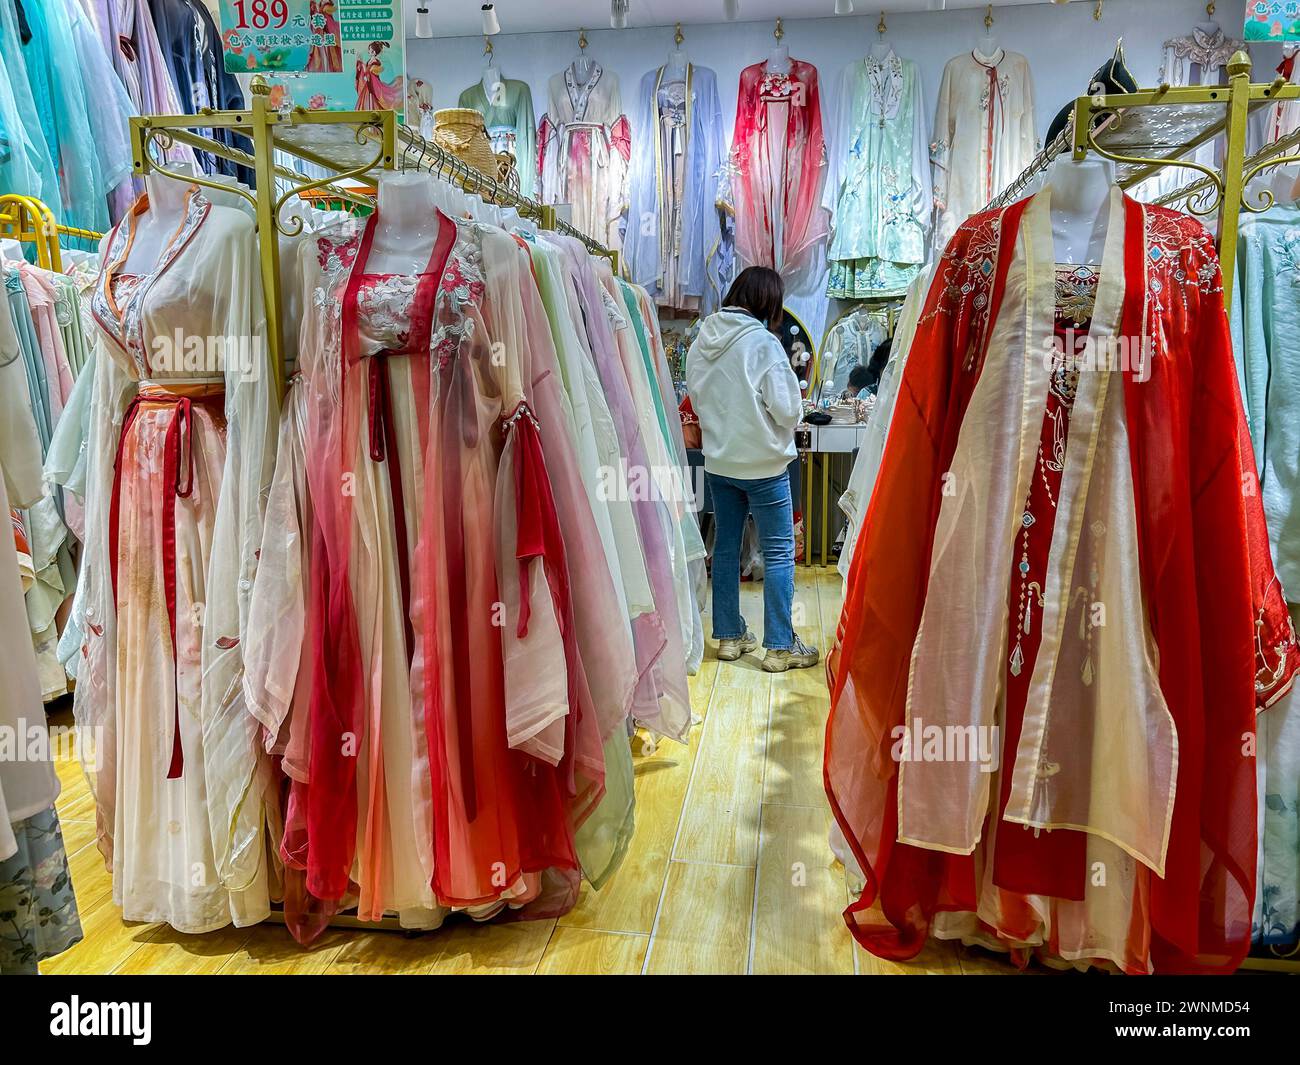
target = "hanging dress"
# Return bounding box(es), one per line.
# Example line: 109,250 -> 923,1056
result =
74,188 -> 276,932
826,189 -> 1298,974
823,50 -> 930,299
727,58 -> 829,293
538,60 -> 632,253
458,78 -> 538,198
625,63 -> 727,313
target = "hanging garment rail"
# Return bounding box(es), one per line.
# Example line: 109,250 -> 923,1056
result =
0,195 -> 103,272
131,78 -> 621,399
983,52 -> 1300,307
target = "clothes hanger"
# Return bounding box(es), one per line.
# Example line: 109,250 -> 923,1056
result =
482,36 -> 504,99
1194,1 -> 1222,35
978,4 -> 1000,57
667,22 -> 687,76
768,17 -> 790,72
870,11 -> 891,60
573,27 -> 595,75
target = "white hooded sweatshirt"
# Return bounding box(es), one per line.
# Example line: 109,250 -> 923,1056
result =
686,309 -> 803,481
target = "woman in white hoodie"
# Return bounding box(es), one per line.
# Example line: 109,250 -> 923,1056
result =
685,267 -> 817,672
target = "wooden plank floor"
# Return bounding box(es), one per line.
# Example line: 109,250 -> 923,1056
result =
43,567 -> 1026,975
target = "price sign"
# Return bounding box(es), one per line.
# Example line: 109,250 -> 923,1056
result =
1245,1 -> 1300,41
235,1 -> 407,116
219,0 -> 312,72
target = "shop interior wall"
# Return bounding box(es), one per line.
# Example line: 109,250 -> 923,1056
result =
408,0 -> 1276,153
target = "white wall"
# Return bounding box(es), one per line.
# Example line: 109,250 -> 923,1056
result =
409,0 -> 1275,148
407,0 -> 1278,337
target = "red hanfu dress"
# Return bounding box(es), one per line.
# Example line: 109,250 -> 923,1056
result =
825,188 -> 1298,973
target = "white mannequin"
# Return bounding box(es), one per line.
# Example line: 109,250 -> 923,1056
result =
1046,155 -> 1115,265
122,162 -> 200,274
367,171 -> 441,275
767,40 -> 791,74
869,37 -> 891,61
666,45 -> 687,80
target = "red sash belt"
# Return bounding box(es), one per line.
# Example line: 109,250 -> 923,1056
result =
109,382 -> 226,781
365,350 -> 416,667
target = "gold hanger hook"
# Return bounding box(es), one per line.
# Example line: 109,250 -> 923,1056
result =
1207,1 -> 1216,17
1094,0 -> 1104,20
674,21 -> 684,47
878,11 -> 886,36
484,36 -> 493,56
578,27 -> 588,52
985,4 -> 993,31
774,16 -> 784,41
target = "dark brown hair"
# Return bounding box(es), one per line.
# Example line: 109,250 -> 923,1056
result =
722,266 -> 785,332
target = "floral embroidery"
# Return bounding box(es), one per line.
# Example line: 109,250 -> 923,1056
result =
920,207 -> 1003,369
356,273 -> 421,349
317,232 -> 360,272
427,225 -> 484,369
440,248 -> 485,309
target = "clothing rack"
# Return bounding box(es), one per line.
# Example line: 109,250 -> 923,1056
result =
129,78 -> 620,399
984,51 -> 1300,307
0,195 -> 104,272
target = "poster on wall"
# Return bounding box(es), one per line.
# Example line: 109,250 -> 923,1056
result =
1245,1 -> 1300,40
219,0 -> 406,113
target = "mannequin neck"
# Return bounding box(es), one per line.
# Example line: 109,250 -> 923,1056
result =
1047,156 -> 1115,265
869,40 -> 891,61
666,49 -> 687,79
371,173 -> 441,274
144,167 -> 196,220
482,63 -> 503,94
767,44 -> 790,73
975,35 -> 1001,62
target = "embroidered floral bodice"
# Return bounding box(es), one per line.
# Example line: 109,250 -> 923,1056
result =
354,272 -> 431,355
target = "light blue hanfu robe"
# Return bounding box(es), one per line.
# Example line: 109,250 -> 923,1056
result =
625,63 -> 728,314
1231,205 -> 1300,949
0,0 -> 57,207
822,49 -> 930,299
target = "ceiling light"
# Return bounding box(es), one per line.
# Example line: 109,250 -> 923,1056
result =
415,4 -> 432,37
481,4 -> 500,35
611,0 -> 629,28
835,0 -> 854,12
724,0 -> 740,20
928,0 -> 947,8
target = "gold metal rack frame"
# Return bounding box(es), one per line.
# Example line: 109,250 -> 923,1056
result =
130,80 -> 620,398
988,51 -> 1300,308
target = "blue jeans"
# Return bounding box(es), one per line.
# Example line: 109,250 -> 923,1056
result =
707,470 -> 796,651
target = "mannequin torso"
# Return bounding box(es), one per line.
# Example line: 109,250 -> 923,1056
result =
367,172 -> 441,275
1047,156 -> 1115,265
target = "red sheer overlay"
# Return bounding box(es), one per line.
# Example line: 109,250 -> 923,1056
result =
414,312 -> 578,911
1118,200 -> 1296,972
730,59 -> 829,283
825,195 -> 1298,973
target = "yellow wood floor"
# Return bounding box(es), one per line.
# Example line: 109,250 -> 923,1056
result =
42,566 -> 1028,975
